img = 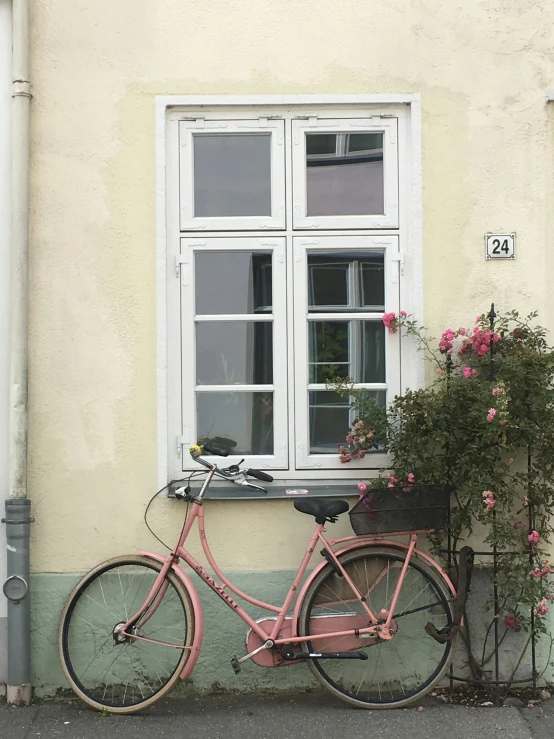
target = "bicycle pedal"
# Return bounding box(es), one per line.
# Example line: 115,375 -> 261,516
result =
230,655 -> 242,674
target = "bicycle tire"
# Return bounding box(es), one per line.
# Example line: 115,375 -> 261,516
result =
58,555 -> 195,714
298,546 -> 456,709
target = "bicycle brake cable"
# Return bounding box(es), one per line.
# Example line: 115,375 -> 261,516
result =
143,470 -> 206,551
143,479 -> 180,551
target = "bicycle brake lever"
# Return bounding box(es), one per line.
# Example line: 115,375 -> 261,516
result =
235,479 -> 267,494
216,468 -> 266,494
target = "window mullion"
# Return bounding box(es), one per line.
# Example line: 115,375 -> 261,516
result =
195,384 -> 274,392
194,314 -> 274,322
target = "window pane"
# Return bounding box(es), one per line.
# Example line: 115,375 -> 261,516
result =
194,134 -> 272,217
309,390 -> 386,454
309,322 -> 348,383
197,392 -> 273,455
308,253 -> 384,312
308,260 -> 348,309
361,260 -> 385,310
196,322 -> 273,385
195,252 -> 272,315
309,321 -> 385,383
306,132 -> 384,216
347,133 -> 383,153
306,133 -> 337,156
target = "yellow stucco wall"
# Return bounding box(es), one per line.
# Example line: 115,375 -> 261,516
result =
27,0 -> 554,573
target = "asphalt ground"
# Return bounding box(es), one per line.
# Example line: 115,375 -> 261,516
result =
1,693 -> 553,739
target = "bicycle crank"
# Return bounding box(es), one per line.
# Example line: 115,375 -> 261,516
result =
281,646 -> 368,661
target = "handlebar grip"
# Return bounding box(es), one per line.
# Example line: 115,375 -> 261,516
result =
247,468 -> 273,483
202,443 -> 229,457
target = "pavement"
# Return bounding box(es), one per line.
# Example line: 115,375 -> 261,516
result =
1,694 -> 554,739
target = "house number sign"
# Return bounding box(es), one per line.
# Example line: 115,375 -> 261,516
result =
485,233 -> 515,260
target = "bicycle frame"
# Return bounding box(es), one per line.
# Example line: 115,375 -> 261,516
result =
119,486 -> 455,669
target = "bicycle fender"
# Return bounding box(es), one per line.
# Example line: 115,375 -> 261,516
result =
291,540 -> 456,636
139,550 -> 204,679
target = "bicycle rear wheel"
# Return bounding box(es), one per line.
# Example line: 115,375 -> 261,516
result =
298,547 -> 455,709
59,555 -> 195,714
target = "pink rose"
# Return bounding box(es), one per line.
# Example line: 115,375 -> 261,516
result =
463,367 -> 472,378
528,530 -> 540,544
407,473 -> 415,484
482,490 -> 496,513
504,613 -> 518,630
400,310 -> 407,317
358,482 -> 367,495
534,599 -> 549,617
487,408 -> 497,423
382,312 -> 398,334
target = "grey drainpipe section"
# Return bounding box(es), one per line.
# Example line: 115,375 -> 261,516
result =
2,499 -> 32,705
2,0 -> 32,706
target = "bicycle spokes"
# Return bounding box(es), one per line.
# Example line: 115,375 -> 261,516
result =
61,560 -> 191,709
300,550 -> 454,706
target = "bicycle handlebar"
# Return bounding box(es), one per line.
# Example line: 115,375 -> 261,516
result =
189,444 -> 273,493
247,468 -> 273,483
202,442 -> 229,457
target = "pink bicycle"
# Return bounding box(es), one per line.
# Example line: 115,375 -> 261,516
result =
58,443 -> 467,714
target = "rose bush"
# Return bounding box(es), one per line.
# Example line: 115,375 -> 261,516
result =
330,309 -> 554,682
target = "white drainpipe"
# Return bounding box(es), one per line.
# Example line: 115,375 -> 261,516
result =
2,0 -> 32,706
10,0 -> 30,497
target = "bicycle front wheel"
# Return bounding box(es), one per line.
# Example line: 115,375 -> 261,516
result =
298,547 -> 455,709
59,555 -> 195,714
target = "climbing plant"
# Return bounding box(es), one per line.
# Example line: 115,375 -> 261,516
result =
331,309 -> 554,684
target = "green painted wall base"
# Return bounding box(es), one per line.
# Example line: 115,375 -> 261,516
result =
31,568 -> 554,698
31,570 -> 317,698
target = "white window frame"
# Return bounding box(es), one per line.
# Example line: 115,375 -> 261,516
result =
179,119 -> 286,231
179,237 -> 288,471
159,95 -> 423,485
292,117 -> 399,230
293,236 -> 400,469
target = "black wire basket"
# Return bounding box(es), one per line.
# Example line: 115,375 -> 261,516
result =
349,484 -> 451,535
